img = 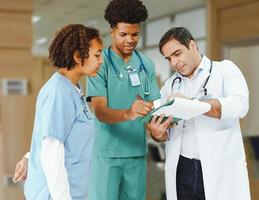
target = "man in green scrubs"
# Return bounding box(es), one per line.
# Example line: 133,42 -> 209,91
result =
86,0 -> 161,199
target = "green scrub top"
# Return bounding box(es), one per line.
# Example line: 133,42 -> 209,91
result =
87,48 -> 160,157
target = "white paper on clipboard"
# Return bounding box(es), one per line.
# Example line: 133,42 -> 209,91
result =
152,97 -> 211,120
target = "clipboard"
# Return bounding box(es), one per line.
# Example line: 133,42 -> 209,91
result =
140,97 -> 211,124
140,99 -> 181,124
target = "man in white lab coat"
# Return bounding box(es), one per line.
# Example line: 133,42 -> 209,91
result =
148,27 -> 251,200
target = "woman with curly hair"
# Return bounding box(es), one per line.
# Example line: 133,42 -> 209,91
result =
87,0 -> 161,199
24,24 -> 102,200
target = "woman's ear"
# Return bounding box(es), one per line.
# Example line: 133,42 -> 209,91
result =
73,51 -> 82,65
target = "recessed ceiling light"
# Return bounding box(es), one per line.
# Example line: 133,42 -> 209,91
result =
32,16 -> 42,24
35,37 -> 47,44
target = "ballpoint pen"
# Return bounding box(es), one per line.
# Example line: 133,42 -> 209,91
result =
136,94 -> 144,100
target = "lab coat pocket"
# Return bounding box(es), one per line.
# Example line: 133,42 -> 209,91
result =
208,127 -> 238,163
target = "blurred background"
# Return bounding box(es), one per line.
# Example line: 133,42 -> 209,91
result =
0,0 -> 259,199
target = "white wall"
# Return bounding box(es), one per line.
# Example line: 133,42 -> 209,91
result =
227,44 -> 259,136
143,7 -> 207,84
144,48 -> 171,86
99,7 -> 207,86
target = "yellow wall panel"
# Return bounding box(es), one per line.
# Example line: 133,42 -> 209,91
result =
0,0 -> 32,199
0,50 -> 43,94
0,12 -> 32,48
219,1 -> 259,42
0,0 -> 32,12
0,95 -> 35,200
0,133 -> 3,200
215,0 -> 255,9
0,49 -> 32,68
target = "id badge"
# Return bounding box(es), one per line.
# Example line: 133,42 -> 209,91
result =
81,96 -> 93,119
129,72 -> 141,86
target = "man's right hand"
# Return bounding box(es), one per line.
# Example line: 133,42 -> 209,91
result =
13,156 -> 28,183
126,100 -> 153,120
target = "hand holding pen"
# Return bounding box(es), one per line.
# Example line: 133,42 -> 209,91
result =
136,94 -> 144,101
125,94 -> 153,120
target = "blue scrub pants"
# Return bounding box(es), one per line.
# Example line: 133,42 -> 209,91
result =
88,156 -> 146,200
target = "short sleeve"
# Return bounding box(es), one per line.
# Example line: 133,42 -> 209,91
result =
86,64 -> 107,101
41,90 -> 75,143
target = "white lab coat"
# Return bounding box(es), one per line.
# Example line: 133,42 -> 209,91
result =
161,56 -> 251,200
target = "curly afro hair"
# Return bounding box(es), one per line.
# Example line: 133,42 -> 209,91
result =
104,0 -> 148,28
48,24 -> 102,70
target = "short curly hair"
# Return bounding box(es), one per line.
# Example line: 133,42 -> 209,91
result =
104,0 -> 148,28
48,24 -> 102,70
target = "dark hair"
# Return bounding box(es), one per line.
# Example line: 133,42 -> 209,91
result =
104,0 -> 148,28
159,27 -> 195,54
48,24 -> 102,70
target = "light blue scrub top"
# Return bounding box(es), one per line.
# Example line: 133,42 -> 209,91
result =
24,72 -> 94,200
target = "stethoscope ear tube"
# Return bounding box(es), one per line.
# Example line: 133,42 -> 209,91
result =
171,76 -> 181,89
171,59 -> 213,96
201,59 -> 213,93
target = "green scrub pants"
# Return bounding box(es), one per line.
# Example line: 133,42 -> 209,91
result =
88,156 -> 146,200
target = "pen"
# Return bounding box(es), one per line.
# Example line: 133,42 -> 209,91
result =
136,94 -> 144,100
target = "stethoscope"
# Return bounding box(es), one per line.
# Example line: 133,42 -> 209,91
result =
171,59 -> 213,96
108,46 -> 151,95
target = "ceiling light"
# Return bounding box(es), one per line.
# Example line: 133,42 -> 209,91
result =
32,16 -> 42,24
35,37 -> 47,44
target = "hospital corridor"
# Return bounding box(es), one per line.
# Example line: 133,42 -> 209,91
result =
0,0 -> 259,199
